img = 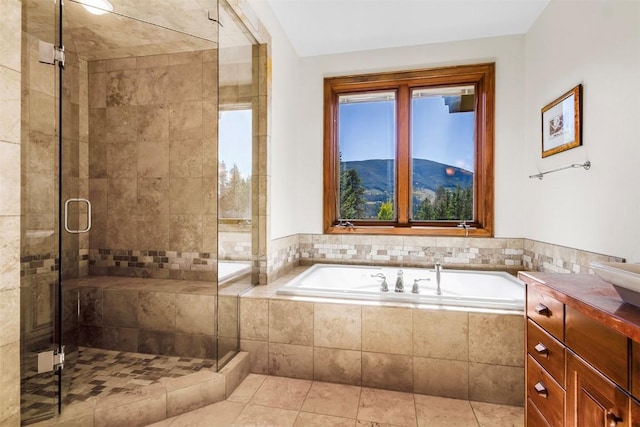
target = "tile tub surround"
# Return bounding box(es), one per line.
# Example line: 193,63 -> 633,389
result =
266,234 -> 625,284
239,267 -> 525,406
29,351 -> 250,427
70,276 -> 219,359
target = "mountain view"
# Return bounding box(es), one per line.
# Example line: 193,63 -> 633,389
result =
343,158 -> 472,198
340,158 -> 473,220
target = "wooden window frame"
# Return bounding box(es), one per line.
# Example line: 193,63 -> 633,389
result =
323,63 -> 495,236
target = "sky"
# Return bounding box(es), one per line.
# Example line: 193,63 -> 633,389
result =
339,96 -> 475,172
218,110 -> 252,177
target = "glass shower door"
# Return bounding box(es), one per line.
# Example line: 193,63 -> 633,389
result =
22,0 -> 225,422
20,0 -> 65,424
216,0 -> 259,368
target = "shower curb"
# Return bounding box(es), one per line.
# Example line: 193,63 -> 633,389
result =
30,352 -> 250,427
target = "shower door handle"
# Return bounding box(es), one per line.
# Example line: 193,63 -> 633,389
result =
64,198 -> 92,234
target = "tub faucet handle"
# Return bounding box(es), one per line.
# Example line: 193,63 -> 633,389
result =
371,273 -> 388,292
395,270 -> 404,292
412,278 -> 430,294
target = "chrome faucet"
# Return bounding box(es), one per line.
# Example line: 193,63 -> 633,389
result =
435,262 -> 442,295
412,278 -> 430,294
371,273 -> 388,292
457,221 -> 470,237
395,270 -> 404,292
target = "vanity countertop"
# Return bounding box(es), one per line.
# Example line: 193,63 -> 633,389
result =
519,271 -> 640,341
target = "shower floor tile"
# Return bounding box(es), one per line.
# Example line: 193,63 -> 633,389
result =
21,346 -> 217,423
65,347 -> 216,403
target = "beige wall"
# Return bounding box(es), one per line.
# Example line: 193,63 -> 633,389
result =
524,0 -> 640,262
0,0 -> 22,424
87,51 -> 219,281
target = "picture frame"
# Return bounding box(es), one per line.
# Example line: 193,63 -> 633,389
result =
541,84 -> 582,158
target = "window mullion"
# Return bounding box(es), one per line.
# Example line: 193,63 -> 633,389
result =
396,85 -> 410,225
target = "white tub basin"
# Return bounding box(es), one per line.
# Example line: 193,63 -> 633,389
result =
591,262 -> 640,305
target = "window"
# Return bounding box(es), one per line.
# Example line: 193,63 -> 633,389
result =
219,109 -> 252,220
323,63 -> 495,236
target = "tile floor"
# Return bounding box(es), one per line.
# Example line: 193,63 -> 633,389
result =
148,374 -> 524,427
21,347 -> 217,422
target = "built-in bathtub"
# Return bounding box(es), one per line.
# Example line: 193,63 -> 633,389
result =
241,264 -> 526,406
276,263 -> 525,311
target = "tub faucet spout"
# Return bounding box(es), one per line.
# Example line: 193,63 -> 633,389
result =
435,262 -> 442,295
395,270 -> 404,292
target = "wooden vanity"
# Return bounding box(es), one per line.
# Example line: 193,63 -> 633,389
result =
519,271 -> 640,427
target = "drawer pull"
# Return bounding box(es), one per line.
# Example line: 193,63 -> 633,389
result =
606,411 -> 622,426
534,381 -> 548,398
534,342 -> 549,357
534,303 -> 549,316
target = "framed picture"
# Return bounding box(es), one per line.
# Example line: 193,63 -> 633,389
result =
541,84 -> 582,158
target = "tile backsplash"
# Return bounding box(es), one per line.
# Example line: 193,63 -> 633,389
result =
265,234 -> 624,283
522,239 -> 624,274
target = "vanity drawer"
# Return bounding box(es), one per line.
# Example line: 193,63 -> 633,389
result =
527,286 -> 564,340
526,398 -> 551,427
565,305 -> 628,390
527,355 -> 564,427
527,319 -> 565,387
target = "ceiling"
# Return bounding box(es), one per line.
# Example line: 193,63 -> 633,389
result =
264,0 -> 551,57
25,0 -> 254,61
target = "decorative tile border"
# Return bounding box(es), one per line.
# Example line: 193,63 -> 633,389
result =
20,238 -> 626,285
20,253 -> 58,277
522,239 -> 625,274
265,235 -> 299,284
89,249 -> 216,271
88,249 -> 217,280
298,235 -> 524,269
266,235 -> 625,282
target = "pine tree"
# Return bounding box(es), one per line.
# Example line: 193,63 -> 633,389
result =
415,195 -> 434,220
219,162 -> 251,218
377,199 -> 394,220
340,168 -> 366,219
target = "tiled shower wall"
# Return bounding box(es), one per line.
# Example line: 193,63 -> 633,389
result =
265,234 -> 624,282
73,277 -> 218,359
0,0 -> 22,424
87,51 -> 219,281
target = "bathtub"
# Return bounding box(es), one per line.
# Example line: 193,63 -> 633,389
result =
277,263 -> 524,311
218,261 -> 252,283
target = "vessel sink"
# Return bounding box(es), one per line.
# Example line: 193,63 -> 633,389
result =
591,262 -> 640,306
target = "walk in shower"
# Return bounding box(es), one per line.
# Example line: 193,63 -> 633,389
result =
20,0 -> 260,424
